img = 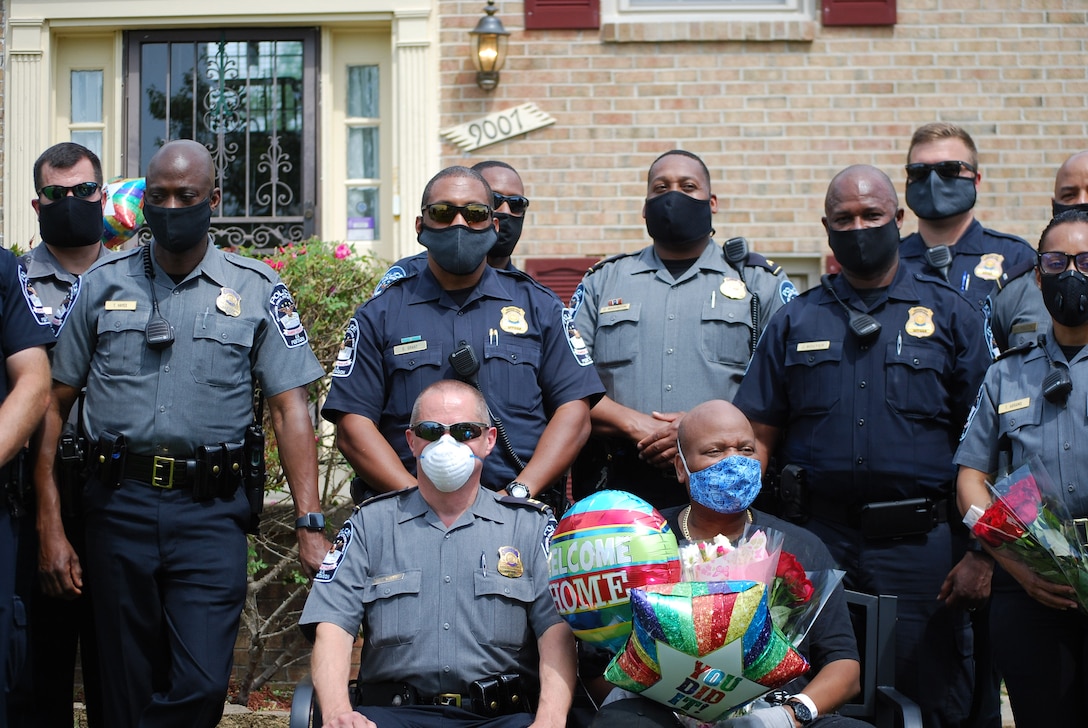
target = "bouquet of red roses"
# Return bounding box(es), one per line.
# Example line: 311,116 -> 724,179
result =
964,455 -> 1088,612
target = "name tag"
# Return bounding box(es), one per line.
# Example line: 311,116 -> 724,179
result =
373,573 -> 405,584
796,341 -> 830,352
105,300 -> 137,311
1010,322 -> 1038,335
393,340 -> 427,356
998,397 -> 1030,414
599,303 -> 631,314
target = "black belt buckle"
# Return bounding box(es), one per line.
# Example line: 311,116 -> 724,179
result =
858,497 -> 937,540
434,693 -> 461,708
152,455 -> 178,489
1073,518 -> 1088,550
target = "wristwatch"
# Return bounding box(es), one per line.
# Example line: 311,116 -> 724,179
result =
785,694 -> 817,725
505,481 -> 531,499
294,512 -> 326,531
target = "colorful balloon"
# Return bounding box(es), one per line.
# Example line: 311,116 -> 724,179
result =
102,177 -> 145,248
548,490 -> 681,653
604,581 -> 810,721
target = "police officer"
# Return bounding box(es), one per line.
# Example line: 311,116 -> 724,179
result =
569,150 -> 796,509
324,165 -> 603,503
0,247 -> 53,723
372,161 -> 530,295
36,139 -> 330,728
302,379 -> 576,727
956,210 -> 1088,728
734,165 -> 992,728
898,122 -> 1040,353
13,142 -> 110,728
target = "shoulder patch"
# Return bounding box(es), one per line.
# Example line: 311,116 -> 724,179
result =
331,318 -> 360,378
314,521 -> 354,583
562,307 -> 594,367
960,385 -> 985,442
268,283 -> 309,348
372,265 -> 409,298
995,339 -> 1036,361
18,266 -> 54,329
779,279 -> 798,305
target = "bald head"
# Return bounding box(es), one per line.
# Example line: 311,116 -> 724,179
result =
677,400 -> 755,460
148,140 -> 216,190
824,165 -> 898,218
1054,152 -> 1088,211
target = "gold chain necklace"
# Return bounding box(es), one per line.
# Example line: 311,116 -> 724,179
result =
679,505 -> 753,540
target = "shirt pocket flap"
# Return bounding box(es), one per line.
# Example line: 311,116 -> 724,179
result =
473,571 -> 536,604
191,317 -> 255,347
597,302 -> 641,327
785,339 -> 843,367
98,309 -> 149,334
362,569 -> 422,603
386,345 -> 443,373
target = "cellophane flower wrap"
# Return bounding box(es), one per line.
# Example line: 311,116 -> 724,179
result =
607,524 -> 844,726
965,454 -> 1088,613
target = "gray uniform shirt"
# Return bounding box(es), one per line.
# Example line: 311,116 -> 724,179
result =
570,240 -> 796,411
955,331 -> 1088,518
989,271 -> 1049,352
19,243 -> 110,338
51,242 -> 324,454
299,487 -> 561,696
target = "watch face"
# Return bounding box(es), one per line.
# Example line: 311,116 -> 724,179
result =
508,483 -> 530,498
788,700 -> 813,723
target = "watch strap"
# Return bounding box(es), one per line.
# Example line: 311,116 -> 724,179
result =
788,693 -> 818,723
295,512 -> 325,531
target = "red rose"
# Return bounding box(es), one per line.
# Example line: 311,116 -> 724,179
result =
775,551 -> 814,604
1003,478 -> 1041,524
972,501 -> 1026,548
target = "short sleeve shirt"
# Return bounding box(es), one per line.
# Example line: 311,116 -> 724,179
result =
19,243 -> 110,339
0,248 -> 55,396
299,487 -> 561,696
989,270 -> 1050,352
51,242 -> 325,454
569,240 -> 797,411
322,264 -> 604,488
734,265 -> 992,504
955,331 -> 1088,519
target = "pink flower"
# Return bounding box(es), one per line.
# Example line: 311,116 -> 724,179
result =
334,243 -> 351,260
264,258 -> 285,271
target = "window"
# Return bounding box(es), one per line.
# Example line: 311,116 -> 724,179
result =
345,65 -> 380,242
70,70 -> 104,157
600,0 -> 817,42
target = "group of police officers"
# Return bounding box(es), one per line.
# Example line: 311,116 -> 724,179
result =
2,122 -> 1085,728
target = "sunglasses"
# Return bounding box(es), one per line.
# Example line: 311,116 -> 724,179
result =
1038,251 -> 1088,277
411,421 -> 490,443
38,182 -> 101,201
904,161 -> 977,184
422,203 -> 492,226
493,193 -> 530,216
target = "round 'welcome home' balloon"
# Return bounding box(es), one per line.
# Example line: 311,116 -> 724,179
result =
548,490 -> 681,653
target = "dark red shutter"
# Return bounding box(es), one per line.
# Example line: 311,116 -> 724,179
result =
822,0 -> 896,26
525,0 -> 600,30
522,257 -> 601,305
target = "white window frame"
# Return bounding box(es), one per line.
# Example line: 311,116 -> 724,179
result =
603,0 -> 816,25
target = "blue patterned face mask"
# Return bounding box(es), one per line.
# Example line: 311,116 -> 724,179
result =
678,447 -> 762,514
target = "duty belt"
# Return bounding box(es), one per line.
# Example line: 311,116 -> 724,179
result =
809,495 -> 952,540
124,453 -> 198,489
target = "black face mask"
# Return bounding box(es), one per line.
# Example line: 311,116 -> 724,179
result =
37,195 -> 103,248
827,218 -> 901,277
1041,269 -> 1088,328
905,172 -> 977,220
489,213 -> 523,259
1052,200 -> 1088,217
418,223 -> 497,276
644,191 -> 713,252
144,197 -> 213,255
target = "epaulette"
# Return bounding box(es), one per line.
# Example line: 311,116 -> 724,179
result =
995,339 -> 1036,362
87,246 -> 139,274
994,257 -> 1037,292
982,227 -> 1033,247
494,267 -> 563,301
223,251 -> 279,282
583,251 -> 640,276
497,494 -> 552,515
355,487 -> 415,511
743,252 -> 783,276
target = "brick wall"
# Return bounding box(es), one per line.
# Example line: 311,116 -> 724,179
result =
438,0 -> 1088,270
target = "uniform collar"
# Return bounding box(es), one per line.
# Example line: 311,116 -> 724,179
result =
23,242 -> 107,282
396,486 -> 508,528
826,263 -> 921,310
406,263 -> 514,307
147,239 -> 227,287
901,218 -> 983,257
634,240 -> 727,282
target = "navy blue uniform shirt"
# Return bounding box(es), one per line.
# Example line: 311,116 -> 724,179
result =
323,264 -> 604,489
2,249 -> 55,393
734,264 -> 992,505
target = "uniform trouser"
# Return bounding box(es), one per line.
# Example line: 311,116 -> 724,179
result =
83,476 -> 249,728
8,512 -> 103,728
352,704 -> 535,727
0,508 -> 16,722
803,518 -> 973,728
990,574 -> 1088,728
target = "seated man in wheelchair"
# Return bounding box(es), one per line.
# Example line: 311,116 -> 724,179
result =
589,401 -> 869,728
300,379 -> 575,728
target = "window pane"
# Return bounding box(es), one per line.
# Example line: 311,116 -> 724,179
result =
71,130 -> 103,158
71,70 -> 103,123
347,65 -> 379,118
347,187 -> 379,241
347,127 -> 379,180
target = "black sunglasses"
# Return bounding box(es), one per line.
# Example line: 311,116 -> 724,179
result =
38,182 -> 101,201
1039,251 -> 1088,277
493,193 -> 530,215
905,161 -> 977,184
422,203 -> 492,226
411,421 -> 490,443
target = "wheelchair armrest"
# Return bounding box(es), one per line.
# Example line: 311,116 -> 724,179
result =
876,685 -> 924,728
290,674 -> 319,728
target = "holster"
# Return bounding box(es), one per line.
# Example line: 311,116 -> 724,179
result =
96,430 -> 128,490
3,448 -> 29,518
470,673 -> 532,716
353,681 -> 420,708
243,424 -> 266,534
777,464 -> 809,523
57,424 -> 87,520
193,442 -> 245,501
